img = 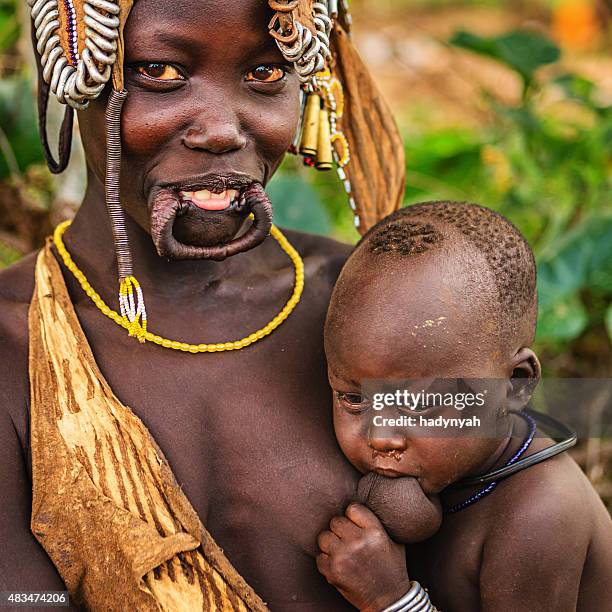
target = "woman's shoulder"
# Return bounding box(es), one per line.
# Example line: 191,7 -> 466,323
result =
0,250 -> 38,348
0,252 -> 38,450
0,250 -> 38,306
280,229 -> 353,286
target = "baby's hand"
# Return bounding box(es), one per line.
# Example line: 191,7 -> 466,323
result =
316,503 -> 411,612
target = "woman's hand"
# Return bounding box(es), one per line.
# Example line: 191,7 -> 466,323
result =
316,503 -> 411,612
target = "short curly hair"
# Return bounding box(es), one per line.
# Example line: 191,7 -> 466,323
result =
359,201 -> 538,345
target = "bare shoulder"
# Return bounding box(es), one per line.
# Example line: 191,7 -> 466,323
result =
489,449 -> 608,537
281,229 -> 353,286
0,252 -> 38,452
478,450 -> 612,610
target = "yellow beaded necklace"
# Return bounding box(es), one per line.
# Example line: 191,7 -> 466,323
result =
53,220 -> 305,353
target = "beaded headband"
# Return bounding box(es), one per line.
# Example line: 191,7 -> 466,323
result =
29,0 -> 405,340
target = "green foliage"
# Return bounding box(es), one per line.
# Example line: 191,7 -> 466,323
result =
399,28 -> 611,358
450,30 -> 560,94
0,74 -> 45,179
0,0 -> 19,53
538,215 -> 612,342
273,154 -> 360,243
267,173 -> 331,236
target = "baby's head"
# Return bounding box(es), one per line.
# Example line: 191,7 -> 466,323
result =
325,202 -> 540,497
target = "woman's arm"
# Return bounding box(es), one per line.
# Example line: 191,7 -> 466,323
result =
0,408 -> 81,610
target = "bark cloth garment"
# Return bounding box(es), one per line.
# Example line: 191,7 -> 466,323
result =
28,241 -> 269,612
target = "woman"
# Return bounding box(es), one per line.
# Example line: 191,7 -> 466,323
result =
0,0 -> 404,609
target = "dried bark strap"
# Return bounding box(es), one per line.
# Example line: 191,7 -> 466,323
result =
29,243 -> 269,611
330,22 -> 405,233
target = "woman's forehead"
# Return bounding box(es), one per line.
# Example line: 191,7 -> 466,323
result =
128,0 -> 273,32
125,0 -> 277,57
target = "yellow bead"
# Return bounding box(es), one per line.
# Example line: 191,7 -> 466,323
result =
170,341 -> 181,350
162,338 -> 172,348
189,345 -> 199,354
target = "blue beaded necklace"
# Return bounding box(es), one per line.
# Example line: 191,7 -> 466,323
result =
445,412 -> 537,514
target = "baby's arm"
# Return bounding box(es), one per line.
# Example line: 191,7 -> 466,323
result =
478,490 -> 592,612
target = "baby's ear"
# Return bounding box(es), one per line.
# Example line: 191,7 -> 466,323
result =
508,348 -> 541,412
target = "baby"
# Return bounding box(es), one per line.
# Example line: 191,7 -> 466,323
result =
316,202 -> 612,612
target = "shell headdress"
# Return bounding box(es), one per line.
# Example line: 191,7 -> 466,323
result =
29,0 -> 405,338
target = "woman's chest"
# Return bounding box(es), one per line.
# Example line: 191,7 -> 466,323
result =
86,326 -> 358,554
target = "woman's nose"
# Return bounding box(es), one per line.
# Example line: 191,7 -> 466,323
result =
368,431 -> 408,452
183,115 -> 247,155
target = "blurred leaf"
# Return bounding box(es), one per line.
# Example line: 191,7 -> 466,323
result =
267,173 -> 331,236
0,7 -> 19,52
0,240 -> 21,268
554,73 -> 596,108
537,293 -> 588,341
450,29 -> 560,85
0,75 -> 44,178
539,214 -> 612,301
606,304 -> 612,342
404,129 -> 483,201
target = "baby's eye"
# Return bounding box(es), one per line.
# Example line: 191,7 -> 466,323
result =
135,63 -> 184,81
336,391 -> 370,413
246,65 -> 286,83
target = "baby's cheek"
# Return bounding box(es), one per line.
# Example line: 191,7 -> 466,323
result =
415,437 -> 495,491
409,438 -> 469,491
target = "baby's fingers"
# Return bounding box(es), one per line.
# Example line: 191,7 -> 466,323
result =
317,529 -> 341,554
330,515 -> 360,539
316,552 -> 332,579
345,502 -> 385,530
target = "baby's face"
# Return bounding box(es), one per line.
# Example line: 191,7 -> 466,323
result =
325,247 -> 515,494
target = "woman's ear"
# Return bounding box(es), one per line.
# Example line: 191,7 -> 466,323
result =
508,347 -> 541,412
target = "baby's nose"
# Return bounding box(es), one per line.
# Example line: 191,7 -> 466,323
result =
368,431 -> 407,452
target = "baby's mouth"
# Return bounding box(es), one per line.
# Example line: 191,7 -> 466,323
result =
179,188 -> 239,212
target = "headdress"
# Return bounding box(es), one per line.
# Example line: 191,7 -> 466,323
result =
29,0 -> 405,342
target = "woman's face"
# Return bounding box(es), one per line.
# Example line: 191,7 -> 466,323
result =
78,0 -> 301,251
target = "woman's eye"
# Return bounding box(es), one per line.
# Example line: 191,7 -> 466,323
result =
336,392 -> 369,413
135,63 -> 184,81
246,65 -> 286,83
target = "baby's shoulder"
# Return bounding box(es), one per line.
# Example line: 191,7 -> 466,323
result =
486,449 -> 607,554
474,450 -> 612,608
